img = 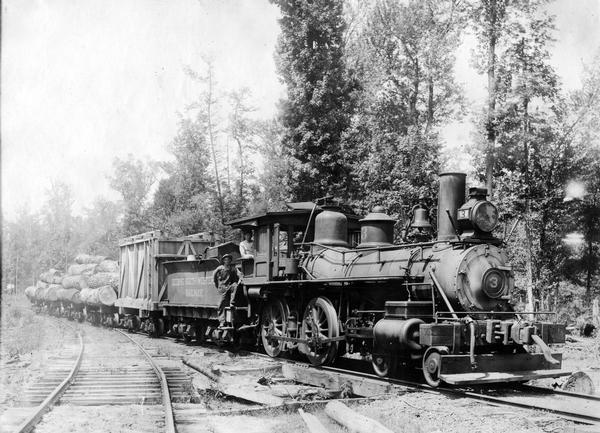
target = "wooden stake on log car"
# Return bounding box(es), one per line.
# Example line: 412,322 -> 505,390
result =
324,401 -> 395,433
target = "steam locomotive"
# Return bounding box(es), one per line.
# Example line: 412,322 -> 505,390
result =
32,172 -> 571,387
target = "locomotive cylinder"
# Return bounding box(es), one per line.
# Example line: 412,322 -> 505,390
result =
437,172 -> 466,241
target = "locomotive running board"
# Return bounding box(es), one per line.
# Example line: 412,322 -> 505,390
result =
441,369 -> 572,385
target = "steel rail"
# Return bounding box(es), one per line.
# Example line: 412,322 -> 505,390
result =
14,324 -> 84,433
117,330 -> 176,433
519,384 -> 600,401
248,350 -> 600,426
317,365 -> 600,426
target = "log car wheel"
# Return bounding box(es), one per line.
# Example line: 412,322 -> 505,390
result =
261,299 -> 289,357
300,296 -> 340,366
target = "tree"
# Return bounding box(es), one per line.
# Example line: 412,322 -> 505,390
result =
77,198 -> 123,258
469,0 -> 510,197
564,52 -> 600,302
342,0 -> 464,220
271,0 -> 358,200
42,181 -> 80,271
109,154 -> 156,235
470,1 -> 580,311
227,88 -> 259,210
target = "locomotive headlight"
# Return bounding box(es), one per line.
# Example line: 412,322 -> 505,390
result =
471,201 -> 498,232
482,268 -> 506,299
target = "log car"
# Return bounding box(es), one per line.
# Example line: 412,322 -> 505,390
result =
115,230 -> 217,335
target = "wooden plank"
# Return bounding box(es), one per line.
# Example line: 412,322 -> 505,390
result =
441,368 -> 572,385
298,408 -> 330,433
281,364 -> 404,397
324,401 -> 395,433
220,384 -> 284,406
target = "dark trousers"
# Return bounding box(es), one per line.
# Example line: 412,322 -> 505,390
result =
217,285 -> 238,326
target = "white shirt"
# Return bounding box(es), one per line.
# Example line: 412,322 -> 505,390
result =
239,240 -> 255,258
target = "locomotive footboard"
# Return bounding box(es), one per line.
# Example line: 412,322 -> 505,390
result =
433,353 -> 571,385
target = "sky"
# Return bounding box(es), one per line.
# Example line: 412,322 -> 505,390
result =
2,0 -> 599,220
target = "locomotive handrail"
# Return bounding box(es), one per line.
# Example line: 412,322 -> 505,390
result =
429,271 -> 459,320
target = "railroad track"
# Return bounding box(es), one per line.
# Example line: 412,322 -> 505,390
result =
3,322 -> 178,433
3,321 -> 83,433
315,364 -> 600,426
185,338 -> 600,427
17,315 -> 599,431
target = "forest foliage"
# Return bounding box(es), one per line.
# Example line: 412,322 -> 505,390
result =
3,0 -> 599,321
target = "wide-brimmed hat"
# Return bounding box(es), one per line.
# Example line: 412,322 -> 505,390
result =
221,254 -> 233,262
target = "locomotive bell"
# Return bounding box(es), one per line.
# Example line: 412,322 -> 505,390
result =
314,209 -> 349,247
410,208 -> 432,229
357,206 -> 395,248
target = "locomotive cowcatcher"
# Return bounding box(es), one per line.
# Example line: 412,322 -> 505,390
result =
162,173 -> 570,387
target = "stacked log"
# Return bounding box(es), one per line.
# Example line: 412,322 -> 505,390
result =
97,285 -> 117,306
34,286 -> 46,300
87,272 -> 119,290
57,288 -> 82,304
74,254 -> 106,265
25,286 -> 36,299
30,254 -> 119,308
95,260 -> 118,273
44,284 -> 62,302
62,275 -> 88,290
67,263 -> 97,276
40,268 -> 64,285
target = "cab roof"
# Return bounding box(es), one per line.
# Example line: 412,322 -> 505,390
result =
226,203 -> 361,230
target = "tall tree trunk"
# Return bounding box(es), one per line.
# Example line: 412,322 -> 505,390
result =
226,136 -> 231,190
426,76 -> 434,132
236,137 -> 244,208
485,27 -> 497,199
206,64 -> 225,222
522,89 -> 535,315
586,234 -> 593,303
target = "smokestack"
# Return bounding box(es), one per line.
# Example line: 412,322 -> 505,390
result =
437,172 -> 466,241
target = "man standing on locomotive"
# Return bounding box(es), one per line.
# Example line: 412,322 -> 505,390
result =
213,254 -> 243,327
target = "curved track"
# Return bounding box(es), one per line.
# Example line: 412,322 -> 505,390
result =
13,323 -> 84,433
10,321 -> 177,433
116,330 -> 177,433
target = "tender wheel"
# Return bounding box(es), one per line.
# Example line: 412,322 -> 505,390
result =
372,354 -> 394,378
422,348 -> 445,387
194,322 -> 207,343
300,296 -> 339,366
261,299 -> 289,357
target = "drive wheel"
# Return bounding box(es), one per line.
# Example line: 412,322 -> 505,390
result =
423,347 -> 446,387
300,296 -> 339,366
261,299 -> 289,357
